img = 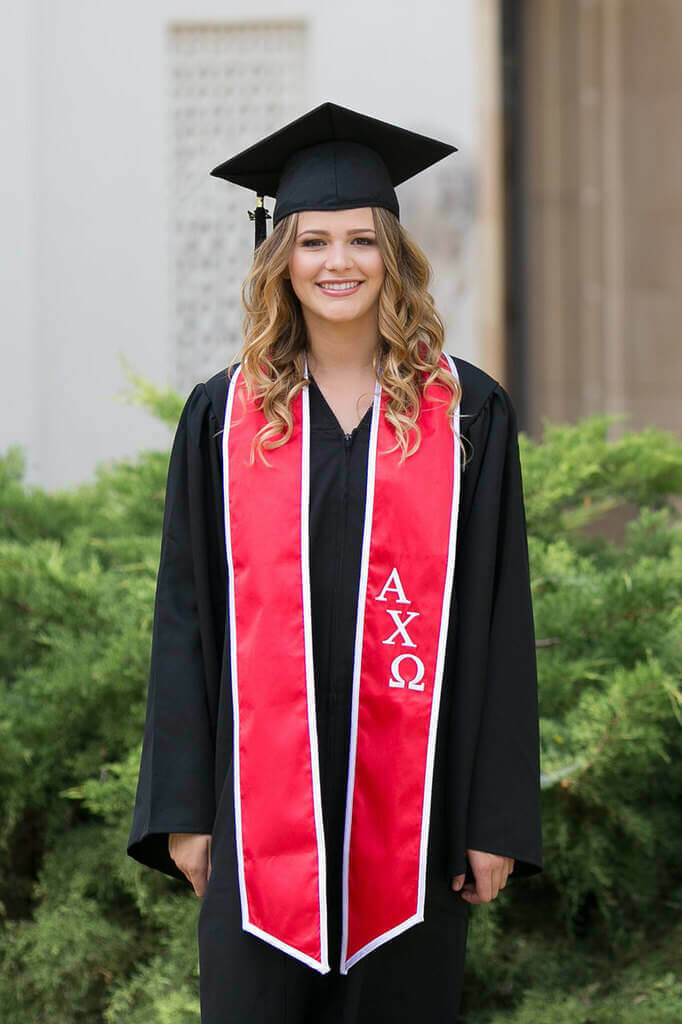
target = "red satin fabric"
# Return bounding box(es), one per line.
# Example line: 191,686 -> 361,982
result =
226,376 -> 326,969
342,366 -> 457,968
224,356 -> 458,974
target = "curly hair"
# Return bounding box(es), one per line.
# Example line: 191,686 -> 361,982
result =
230,206 -> 463,465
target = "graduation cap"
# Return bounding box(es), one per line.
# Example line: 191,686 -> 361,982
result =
210,101 -> 457,251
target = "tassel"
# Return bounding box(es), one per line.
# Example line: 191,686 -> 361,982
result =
248,194 -> 271,252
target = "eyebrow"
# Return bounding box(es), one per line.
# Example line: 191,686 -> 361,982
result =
296,227 -> 377,238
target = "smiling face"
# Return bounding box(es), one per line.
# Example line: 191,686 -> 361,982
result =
286,207 -> 386,330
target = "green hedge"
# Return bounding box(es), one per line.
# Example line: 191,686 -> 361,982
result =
0,383 -> 680,1022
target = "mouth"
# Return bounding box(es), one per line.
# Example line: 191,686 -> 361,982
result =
315,280 -> 364,296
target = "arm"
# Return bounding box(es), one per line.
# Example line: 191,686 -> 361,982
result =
447,382 -> 543,896
127,384 -> 220,887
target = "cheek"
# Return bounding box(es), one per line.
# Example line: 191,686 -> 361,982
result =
288,251 -> 319,289
365,255 -> 386,293
287,258 -> 307,302
361,249 -> 385,283
287,253 -> 300,286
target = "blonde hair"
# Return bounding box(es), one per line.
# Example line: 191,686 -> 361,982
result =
232,206 -> 463,465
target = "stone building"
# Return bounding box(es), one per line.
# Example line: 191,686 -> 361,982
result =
1,1 -> 680,489
497,0 -> 682,437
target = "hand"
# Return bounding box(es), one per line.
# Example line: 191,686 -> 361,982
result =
450,848 -> 514,903
168,833 -> 212,898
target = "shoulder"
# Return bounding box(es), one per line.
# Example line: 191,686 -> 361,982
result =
179,364 -> 236,441
446,354 -> 513,424
202,362 -> 241,414
173,365 -> 235,450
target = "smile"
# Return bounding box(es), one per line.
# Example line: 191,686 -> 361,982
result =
316,281 -> 364,295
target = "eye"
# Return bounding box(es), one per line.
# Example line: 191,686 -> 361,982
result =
300,237 -> 375,247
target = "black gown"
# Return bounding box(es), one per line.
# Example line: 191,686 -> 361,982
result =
127,354 -> 543,1023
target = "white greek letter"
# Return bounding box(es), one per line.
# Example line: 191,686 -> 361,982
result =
388,654 -> 425,691
375,567 -> 411,604
381,609 -> 420,647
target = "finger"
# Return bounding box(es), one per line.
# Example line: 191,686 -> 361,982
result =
461,872 -> 491,904
177,853 -> 207,896
189,865 -> 208,899
461,887 -> 483,904
451,874 -> 465,892
177,863 -> 195,892
471,864 -> 491,905
207,837 -> 212,882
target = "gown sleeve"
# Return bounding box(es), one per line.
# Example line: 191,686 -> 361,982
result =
448,381 -> 543,880
126,382 -> 226,886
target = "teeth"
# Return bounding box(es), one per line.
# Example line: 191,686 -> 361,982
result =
318,281 -> 361,291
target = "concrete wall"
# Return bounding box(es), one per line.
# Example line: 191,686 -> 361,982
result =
1,0 -> 479,489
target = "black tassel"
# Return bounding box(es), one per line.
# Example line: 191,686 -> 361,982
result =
248,194 -> 271,252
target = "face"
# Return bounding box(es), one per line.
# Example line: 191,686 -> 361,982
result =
286,207 -> 385,328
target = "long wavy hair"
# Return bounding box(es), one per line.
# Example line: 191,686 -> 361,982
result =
231,205 -> 463,466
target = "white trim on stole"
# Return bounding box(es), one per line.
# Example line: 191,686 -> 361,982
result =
222,355 -> 461,976
222,362 -> 330,974
339,353 -> 462,973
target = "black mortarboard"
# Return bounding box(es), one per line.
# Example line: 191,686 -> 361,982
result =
209,101 -> 457,251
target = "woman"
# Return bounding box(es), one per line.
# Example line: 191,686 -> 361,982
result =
127,103 -> 543,1023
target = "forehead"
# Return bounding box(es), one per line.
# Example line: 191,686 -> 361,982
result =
296,207 -> 375,233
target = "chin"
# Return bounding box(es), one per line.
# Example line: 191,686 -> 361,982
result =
316,303 -> 366,319
309,294 -> 379,323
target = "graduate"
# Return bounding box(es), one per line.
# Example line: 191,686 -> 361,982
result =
127,101 -> 543,1023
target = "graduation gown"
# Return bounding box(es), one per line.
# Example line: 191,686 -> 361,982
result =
127,354 -> 543,1023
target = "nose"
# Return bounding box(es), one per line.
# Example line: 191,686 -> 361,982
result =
324,240 -> 354,270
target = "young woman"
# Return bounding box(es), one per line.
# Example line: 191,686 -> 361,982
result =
127,103 -> 543,1023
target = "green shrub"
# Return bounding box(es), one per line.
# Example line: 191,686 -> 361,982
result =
0,386 -> 680,1022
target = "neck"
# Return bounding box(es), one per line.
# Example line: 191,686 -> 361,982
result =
302,311 -> 380,378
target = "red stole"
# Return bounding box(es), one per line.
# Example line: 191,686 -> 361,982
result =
222,352 -> 461,974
